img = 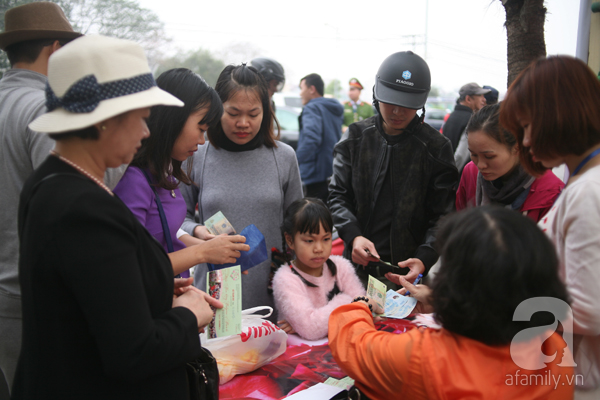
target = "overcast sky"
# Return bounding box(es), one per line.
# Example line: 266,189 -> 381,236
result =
138,0 -> 581,100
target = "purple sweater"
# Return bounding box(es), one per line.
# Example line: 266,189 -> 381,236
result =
114,166 -> 188,278
272,255 -> 365,340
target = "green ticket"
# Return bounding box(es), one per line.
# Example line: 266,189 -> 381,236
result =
207,265 -> 242,338
367,275 -> 386,315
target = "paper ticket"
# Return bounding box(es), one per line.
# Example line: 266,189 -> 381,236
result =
206,265 -> 242,338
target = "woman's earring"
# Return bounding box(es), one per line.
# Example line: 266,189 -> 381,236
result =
101,125 -> 107,131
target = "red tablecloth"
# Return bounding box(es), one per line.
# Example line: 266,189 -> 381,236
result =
219,318 -> 415,399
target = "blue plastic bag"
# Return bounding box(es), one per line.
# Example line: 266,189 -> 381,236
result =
207,224 -> 268,272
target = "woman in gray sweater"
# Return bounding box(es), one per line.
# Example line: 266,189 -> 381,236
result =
181,64 -> 302,315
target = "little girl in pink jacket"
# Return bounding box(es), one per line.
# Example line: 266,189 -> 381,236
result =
273,198 -> 365,340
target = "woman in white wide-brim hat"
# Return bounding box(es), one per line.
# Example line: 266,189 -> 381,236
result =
13,35 -> 222,400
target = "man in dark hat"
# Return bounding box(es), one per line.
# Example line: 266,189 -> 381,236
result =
342,77 -> 374,131
483,85 -> 499,105
444,83 -> 491,173
443,82 -> 490,154
0,2 -> 80,394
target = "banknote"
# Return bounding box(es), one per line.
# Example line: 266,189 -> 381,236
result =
204,211 -> 236,235
367,275 -> 387,315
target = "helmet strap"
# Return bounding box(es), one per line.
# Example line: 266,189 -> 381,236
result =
372,86 -> 380,114
419,106 -> 426,124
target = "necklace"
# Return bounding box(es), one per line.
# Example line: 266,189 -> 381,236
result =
570,147 -> 600,178
51,150 -> 113,196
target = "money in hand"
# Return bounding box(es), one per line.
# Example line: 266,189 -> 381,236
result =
367,275 -> 387,315
204,211 -> 236,235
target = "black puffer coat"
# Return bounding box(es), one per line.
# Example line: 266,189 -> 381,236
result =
328,115 -> 458,275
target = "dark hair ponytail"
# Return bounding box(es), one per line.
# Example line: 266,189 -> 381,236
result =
280,197 -> 336,279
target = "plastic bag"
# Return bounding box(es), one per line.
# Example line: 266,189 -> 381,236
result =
202,306 -> 287,384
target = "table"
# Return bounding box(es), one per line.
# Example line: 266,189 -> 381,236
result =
219,318 -> 416,399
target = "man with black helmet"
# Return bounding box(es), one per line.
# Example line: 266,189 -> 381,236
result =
329,51 -> 458,287
250,57 -> 285,108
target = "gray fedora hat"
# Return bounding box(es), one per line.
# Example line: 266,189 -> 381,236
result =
0,2 -> 81,50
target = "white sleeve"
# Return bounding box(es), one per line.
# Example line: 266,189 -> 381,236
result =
454,129 -> 470,173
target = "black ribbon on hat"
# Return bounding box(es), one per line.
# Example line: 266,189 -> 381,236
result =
46,73 -> 156,113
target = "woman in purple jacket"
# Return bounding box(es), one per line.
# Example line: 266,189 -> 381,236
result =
114,68 -> 249,277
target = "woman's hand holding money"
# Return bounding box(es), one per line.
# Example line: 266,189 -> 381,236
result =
352,296 -> 384,315
198,235 -> 250,265
169,235 -> 249,275
193,225 -> 216,240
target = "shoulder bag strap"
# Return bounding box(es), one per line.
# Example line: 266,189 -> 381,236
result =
141,169 -> 174,253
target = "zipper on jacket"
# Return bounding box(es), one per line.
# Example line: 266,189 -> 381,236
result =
389,147 -> 396,266
363,140 -> 388,233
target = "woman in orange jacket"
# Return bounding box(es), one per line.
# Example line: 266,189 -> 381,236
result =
329,207 -> 575,400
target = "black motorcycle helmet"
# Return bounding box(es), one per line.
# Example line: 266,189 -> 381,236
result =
250,57 -> 285,92
373,51 -> 431,122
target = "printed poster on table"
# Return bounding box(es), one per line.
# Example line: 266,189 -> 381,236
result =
207,265 -> 242,338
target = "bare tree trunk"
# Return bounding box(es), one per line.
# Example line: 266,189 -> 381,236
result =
502,0 -> 547,87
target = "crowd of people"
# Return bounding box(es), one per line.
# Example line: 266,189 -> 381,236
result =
1,2 -> 599,400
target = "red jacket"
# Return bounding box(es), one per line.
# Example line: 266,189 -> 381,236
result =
456,161 -> 564,222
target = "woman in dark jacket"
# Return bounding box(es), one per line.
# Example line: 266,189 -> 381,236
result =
14,35 -> 221,399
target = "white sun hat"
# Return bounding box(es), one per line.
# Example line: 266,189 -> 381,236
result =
29,34 -> 183,133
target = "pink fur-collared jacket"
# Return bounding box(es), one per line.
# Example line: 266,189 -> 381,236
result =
272,255 -> 365,340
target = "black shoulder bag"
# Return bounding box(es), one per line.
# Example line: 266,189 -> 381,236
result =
185,348 -> 220,400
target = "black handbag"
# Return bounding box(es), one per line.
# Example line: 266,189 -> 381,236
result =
186,347 -> 220,400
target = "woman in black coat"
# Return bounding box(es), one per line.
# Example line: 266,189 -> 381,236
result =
13,35 -> 221,400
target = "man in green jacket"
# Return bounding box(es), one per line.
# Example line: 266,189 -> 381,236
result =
343,77 -> 374,131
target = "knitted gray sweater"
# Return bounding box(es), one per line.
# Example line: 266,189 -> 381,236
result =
181,142 -> 303,315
